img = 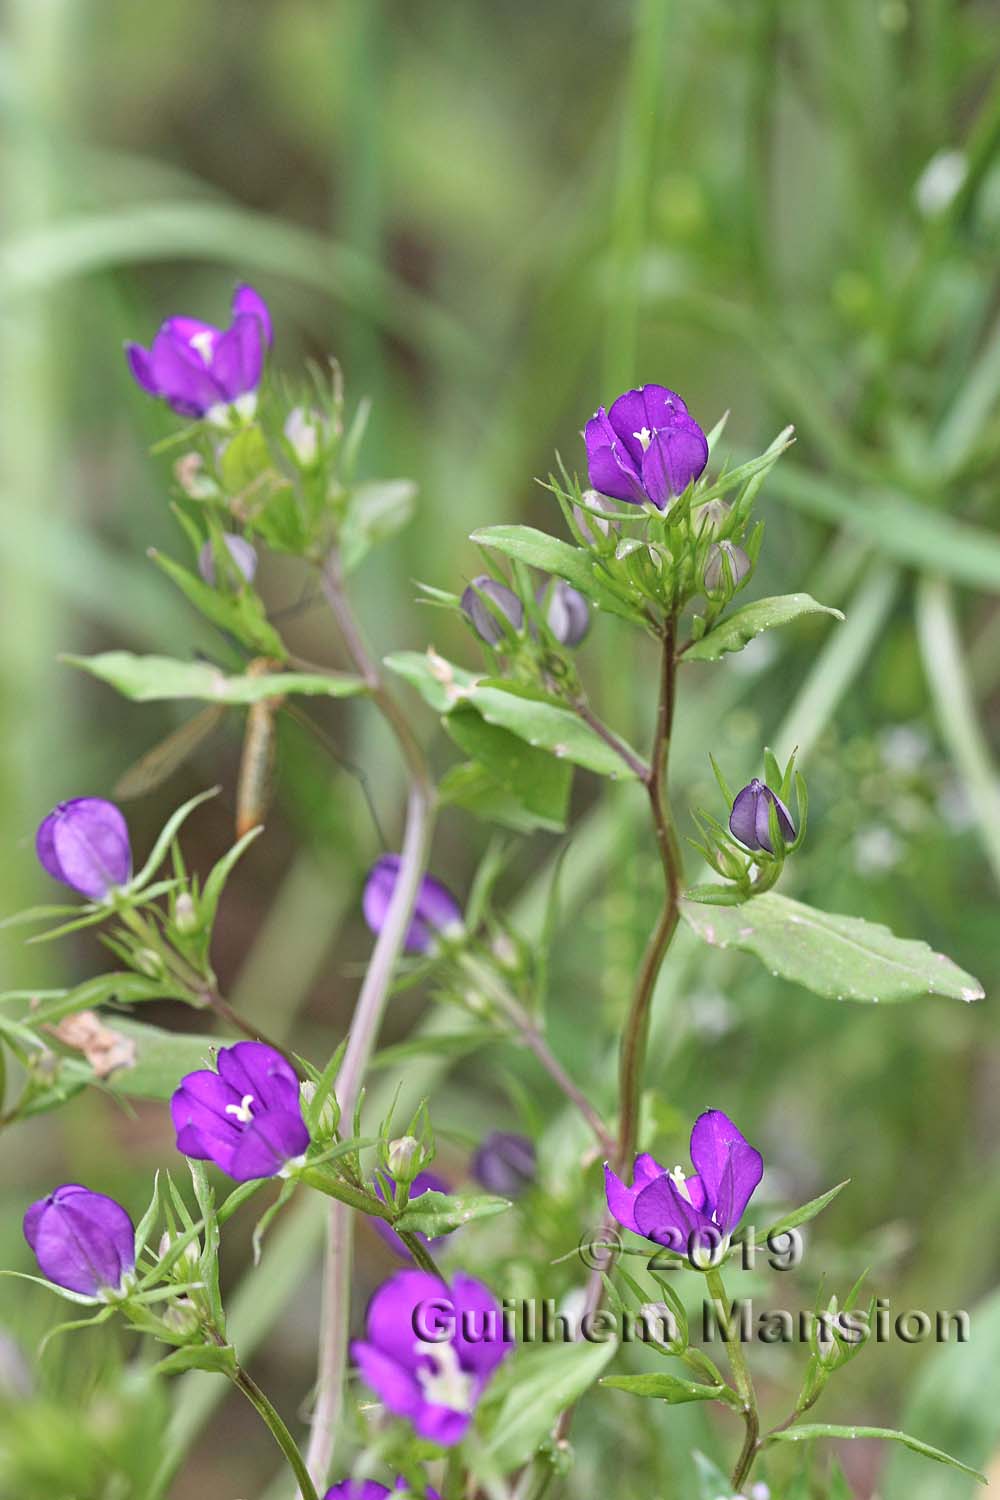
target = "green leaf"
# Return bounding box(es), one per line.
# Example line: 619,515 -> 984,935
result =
484,1340 -> 618,1470
470,524 -> 643,621
683,594 -> 844,662
383,649 -> 481,713
749,1180 -> 851,1242
768,1424 -> 986,1484
105,1021 -> 230,1101
64,652 -> 364,704
393,1190 -> 511,1237
341,478 -> 418,573
218,426 -> 270,492
13,972 -> 180,1027
443,708 -> 572,828
153,1343 -> 238,1378
601,1372 -> 725,1403
438,761 -> 562,834
464,681 -> 640,780
149,548 -> 287,659
369,1028 -> 498,1069
129,788 -> 219,891
680,892 -> 985,1003
198,826 -> 264,936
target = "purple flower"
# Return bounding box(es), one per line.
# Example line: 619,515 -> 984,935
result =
729,780 -> 796,854
126,284 -> 272,419
605,1110 -> 763,1253
23,1185 -> 135,1298
536,579 -> 590,647
198,534 -> 258,587
471,1132 -> 536,1198
584,384 -> 708,510
170,1042 -> 309,1182
362,856 -> 463,955
460,576 -> 523,645
373,1171 -> 451,1260
325,1482 -> 440,1500
36,798 -> 132,901
352,1268 -> 512,1446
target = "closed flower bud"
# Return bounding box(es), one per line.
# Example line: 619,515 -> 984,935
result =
284,406 -> 323,467
704,541 -> 751,594
198,534 -> 258,587
572,488 -> 619,545
174,452 -> 219,500
729,779 -> 796,854
460,575 -> 523,645
36,798 -> 132,901
24,1185 -> 136,1298
174,892 -> 198,933
536,579 -> 590,647
134,947 -> 165,979
387,1136 -> 422,1182
695,498 -> 731,533
471,1132 -> 536,1198
162,1298 -> 202,1337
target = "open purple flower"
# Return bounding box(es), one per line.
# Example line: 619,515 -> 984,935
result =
584,384 -> 708,510
198,534 -> 258,587
606,1110 -> 763,1253
363,856 -> 463,955
23,1185 -> 135,1298
729,780 -> 796,854
325,1482 -> 440,1500
460,575 -> 523,645
36,798 -> 131,901
352,1268 -> 512,1447
170,1042 -> 309,1183
373,1171 -> 451,1260
471,1132 -> 536,1198
126,284 -> 272,420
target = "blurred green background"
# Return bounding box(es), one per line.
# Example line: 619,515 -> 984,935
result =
2,1 -> 1000,1496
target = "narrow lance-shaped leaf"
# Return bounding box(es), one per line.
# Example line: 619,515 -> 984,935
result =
601,1372 -> 725,1403
683,594 -> 844,662
767,1424 -> 986,1485
681,892 -> 985,1003
64,653 -> 365,704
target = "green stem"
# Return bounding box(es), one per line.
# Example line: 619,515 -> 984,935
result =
704,1266 -> 760,1492
231,1365 -> 318,1500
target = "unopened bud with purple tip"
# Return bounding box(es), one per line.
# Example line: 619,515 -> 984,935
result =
729,779 -> 796,854
460,576 -> 523,646
362,855 -> 463,955
24,1185 -> 136,1299
471,1132 -> 536,1198
36,798 -> 132,901
198,534 -> 258,587
704,541 -> 751,594
536,579 -> 590,647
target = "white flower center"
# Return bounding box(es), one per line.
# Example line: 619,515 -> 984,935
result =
225,1093 -> 255,1124
632,426 -> 653,452
188,330 -> 216,363
413,1340 -> 474,1412
669,1165 -> 691,1202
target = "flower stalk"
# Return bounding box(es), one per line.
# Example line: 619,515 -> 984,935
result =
230,1363 -> 319,1500
704,1265 -> 760,1492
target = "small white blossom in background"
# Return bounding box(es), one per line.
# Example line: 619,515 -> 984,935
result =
854,825 -> 903,876
879,723 -> 930,774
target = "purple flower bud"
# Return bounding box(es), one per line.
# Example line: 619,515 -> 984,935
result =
572,488 -> 619,545
362,856 -> 463,955
460,575 -> 524,645
373,1170 -> 450,1260
471,1132 -> 536,1198
351,1268 -> 513,1446
23,1185 -> 135,1298
170,1041 -> 310,1182
584,384 -> 708,511
125,283 -> 272,420
729,779 -> 796,854
704,541 -> 751,594
197,534 -> 258,587
36,798 -> 132,901
536,579 -> 590,647
606,1110 -> 763,1251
